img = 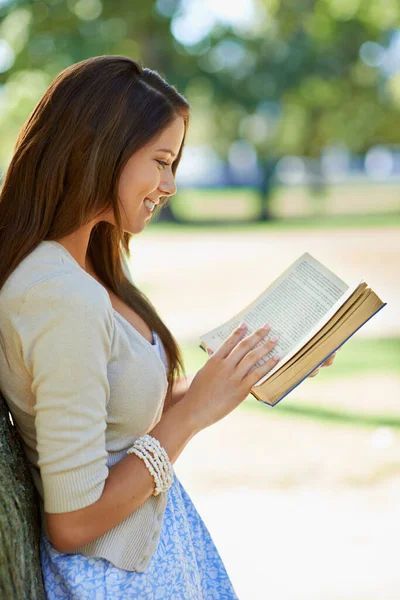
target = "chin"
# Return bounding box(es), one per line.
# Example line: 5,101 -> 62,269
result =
123,221 -> 148,235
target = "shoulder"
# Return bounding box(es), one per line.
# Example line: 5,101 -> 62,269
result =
20,272 -> 111,318
1,242 -> 112,321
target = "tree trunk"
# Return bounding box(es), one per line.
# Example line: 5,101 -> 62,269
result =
0,393 -> 46,599
257,159 -> 277,222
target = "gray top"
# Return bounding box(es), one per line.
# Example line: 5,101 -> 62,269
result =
0,240 -> 171,572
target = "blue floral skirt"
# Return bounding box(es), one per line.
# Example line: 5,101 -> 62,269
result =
40,474 -> 239,599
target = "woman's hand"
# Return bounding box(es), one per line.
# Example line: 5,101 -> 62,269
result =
207,345 -> 338,380
181,323 -> 281,432
308,351 -> 337,378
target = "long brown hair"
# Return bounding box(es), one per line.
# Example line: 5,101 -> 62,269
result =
0,55 -> 190,401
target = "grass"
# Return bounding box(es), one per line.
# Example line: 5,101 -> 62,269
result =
178,337 -> 400,428
180,337 -> 400,380
240,397 -> 400,429
149,211 -> 400,234
146,183 -> 400,232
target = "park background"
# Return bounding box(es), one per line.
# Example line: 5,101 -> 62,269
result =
0,0 -> 399,598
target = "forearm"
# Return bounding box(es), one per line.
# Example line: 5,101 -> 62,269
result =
51,395 -> 199,553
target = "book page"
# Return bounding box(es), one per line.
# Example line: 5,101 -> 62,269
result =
200,252 -> 350,377
253,277 -> 363,386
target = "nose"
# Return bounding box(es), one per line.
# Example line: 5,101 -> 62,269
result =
159,169 -> 177,198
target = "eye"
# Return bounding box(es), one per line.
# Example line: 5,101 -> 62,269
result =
156,160 -> 169,169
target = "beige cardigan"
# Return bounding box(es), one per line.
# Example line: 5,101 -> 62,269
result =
0,240 -> 170,572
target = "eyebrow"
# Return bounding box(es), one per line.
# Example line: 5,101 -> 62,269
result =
156,148 -> 177,158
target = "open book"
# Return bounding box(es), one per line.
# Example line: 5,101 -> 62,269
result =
199,252 -> 386,407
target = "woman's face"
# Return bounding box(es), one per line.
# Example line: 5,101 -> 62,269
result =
117,116 -> 185,234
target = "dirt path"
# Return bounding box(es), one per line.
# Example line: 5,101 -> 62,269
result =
174,390 -> 400,600
130,226 -> 400,599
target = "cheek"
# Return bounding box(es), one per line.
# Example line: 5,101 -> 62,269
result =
118,170 -> 132,201
120,165 -> 159,199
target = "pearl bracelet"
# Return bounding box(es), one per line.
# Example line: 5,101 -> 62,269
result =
127,434 -> 174,496
135,435 -> 173,489
136,437 -> 174,492
128,446 -> 164,495
134,442 -> 169,493
134,442 -> 170,491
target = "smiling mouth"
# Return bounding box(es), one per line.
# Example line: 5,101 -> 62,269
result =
143,198 -> 157,211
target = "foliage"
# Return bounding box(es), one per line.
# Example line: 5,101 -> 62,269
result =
0,0 -> 399,169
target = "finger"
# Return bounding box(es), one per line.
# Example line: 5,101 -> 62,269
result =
236,335 -> 279,379
229,324 -> 273,365
320,357 -> 334,368
243,352 -> 282,389
308,367 -> 320,378
212,323 -> 250,360
322,354 -> 336,367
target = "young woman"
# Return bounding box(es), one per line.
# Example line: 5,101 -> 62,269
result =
0,55 -> 335,599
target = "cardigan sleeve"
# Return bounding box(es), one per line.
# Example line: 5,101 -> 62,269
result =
13,273 -> 114,513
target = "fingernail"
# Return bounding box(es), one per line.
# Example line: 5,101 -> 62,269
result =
273,354 -> 280,361
239,321 -> 247,329
262,323 -> 271,330
270,335 -> 278,342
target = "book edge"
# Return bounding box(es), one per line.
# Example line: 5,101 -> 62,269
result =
250,301 -> 388,408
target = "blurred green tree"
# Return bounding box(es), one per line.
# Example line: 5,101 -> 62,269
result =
0,0 -> 399,221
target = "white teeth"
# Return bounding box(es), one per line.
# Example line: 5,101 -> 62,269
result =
144,199 -> 156,211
